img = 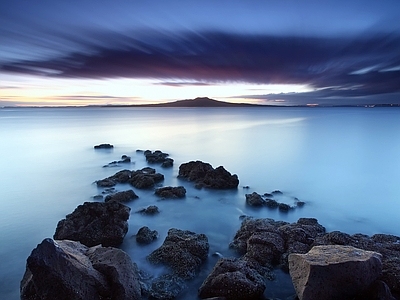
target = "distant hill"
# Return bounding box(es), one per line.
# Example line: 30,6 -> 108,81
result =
140,97 -> 260,107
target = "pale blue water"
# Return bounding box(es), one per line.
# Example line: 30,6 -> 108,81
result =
1,106 -> 400,299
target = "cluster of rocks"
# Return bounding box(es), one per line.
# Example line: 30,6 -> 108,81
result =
178,160 -> 239,189
140,149 -> 174,168
21,149 -> 400,300
96,167 -> 164,189
245,191 -> 305,212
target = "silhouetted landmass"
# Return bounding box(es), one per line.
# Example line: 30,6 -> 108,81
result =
125,97 -> 264,108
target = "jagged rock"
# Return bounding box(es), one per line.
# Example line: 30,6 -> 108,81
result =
245,192 -> 265,206
104,190 -> 138,203
53,201 -> 130,247
278,203 -> 291,212
137,205 -> 160,215
265,198 -> 279,208
198,257 -> 266,300
155,186 -> 186,198
178,161 -> 239,189
289,245 -> 382,300
161,158 -> 174,168
244,231 -> 285,265
20,239 -> 141,300
136,226 -> 158,244
94,144 -> 113,149
147,228 -> 209,279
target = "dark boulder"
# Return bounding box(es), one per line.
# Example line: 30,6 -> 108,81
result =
104,189 -> 138,203
21,239 -> 142,300
178,161 -> 239,189
198,257 -> 266,300
155,186 -> 186,199
148,274 -> 187,300
278,203 -> 291,212
265,199 -> 279,208
53,201 -> 130,247
136,226 -> 158,244
161,158 -> 174,168
245,192 -> 265,206
94,144 -> 113,149
147,228 -> 209,279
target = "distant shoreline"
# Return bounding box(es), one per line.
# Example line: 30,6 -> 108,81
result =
2,97 -> 400,109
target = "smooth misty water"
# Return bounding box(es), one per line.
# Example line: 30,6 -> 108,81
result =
1,106 -> 400,299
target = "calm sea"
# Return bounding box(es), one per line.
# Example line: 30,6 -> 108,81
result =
1,106 -> 400,299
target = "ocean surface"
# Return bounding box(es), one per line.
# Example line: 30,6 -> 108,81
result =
1,106 -> 400,299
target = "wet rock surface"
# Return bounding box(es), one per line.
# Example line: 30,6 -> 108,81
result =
136,226 -> 158,244
53,201 -> 130,247
178,161 -> 239,189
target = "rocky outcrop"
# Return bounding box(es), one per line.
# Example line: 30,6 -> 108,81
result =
146,228 -> 209,298
155,186 -> 186,198
94,143 -> 113,149
178,161 -> 239,189
198,258 -> 266,300
289,245 -> 383,300
53,201 -> 130,247
136,226 -> 158,244
104,189 -> 138,203
245,191 -> 305,211
96,167 -> 164,189
21,239 -> 142,300
143,150 -> 174,168
245,192 -> 265,206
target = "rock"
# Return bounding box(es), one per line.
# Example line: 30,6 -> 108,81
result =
155,186 -> 186,198
144,150 -> 174,168
104,190 -> 138,203
271,190 -> 283,195
136,205 -> 160,215
136,226 -> 158,244
245,192 -> 265,206
94,143 -> 113,149
130,168 -> 164,189
96,168 -> 164,189
245,231 -> 285,265
354,280 -> 396,300
198,257 -> 266,300
278,203 -> 291,212
120,155 -> 131,163
147,228 -> 209,279
87,245 -> 142,300
264,198 -> 279,208
21,238 -> 141,300
178,161 -> 239,189
289,245 -> 382,300
53,201 -> 130,247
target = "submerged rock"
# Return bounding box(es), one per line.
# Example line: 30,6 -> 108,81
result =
245,192 -> 265,206
178,161 -> 239,189
96,168 -> 164,189
136,205 -> 160,215
53,201 -> 130,247
289,245 -> 382,300
21,239 -> 142,300
143,150 -> 174,168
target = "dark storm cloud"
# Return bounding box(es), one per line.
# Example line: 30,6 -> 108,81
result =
1,30 -> 400,96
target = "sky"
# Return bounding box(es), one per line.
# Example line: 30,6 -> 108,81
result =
0,0 -> 400,106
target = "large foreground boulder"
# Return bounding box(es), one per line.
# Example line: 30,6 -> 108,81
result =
21,239 -> 141,300
178,161 -> 239,189
54,201 -> 130,247
289,245 -> 382,300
